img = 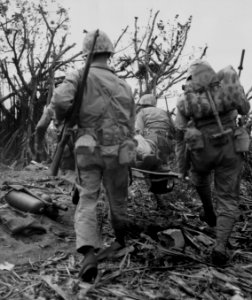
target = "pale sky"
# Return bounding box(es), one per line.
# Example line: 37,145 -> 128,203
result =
61,0 -> 252,93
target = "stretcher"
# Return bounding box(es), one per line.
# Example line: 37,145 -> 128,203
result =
131,167 -> 181,194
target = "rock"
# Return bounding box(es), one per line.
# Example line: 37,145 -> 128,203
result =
157,228 -> 185,250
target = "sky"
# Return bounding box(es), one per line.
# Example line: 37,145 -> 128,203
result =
60,0 -> 252,98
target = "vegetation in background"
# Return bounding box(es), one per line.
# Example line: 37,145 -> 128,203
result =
0,0 -> 81,165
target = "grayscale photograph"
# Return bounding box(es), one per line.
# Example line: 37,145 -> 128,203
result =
0,0 -> 251,299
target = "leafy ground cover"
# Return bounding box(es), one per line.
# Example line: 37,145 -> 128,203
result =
0,161 -> 251,300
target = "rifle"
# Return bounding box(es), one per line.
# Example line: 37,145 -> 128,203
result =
50,29 -> 99,176
237,49 -> 248,127
238,49 -> 245,78
205,49 -> 247,136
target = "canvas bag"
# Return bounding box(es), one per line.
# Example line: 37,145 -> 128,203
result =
177,64 -> 247,120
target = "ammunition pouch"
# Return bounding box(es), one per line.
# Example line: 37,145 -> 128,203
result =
75,134 -> 97,155
234,127 -> 250,152
75,134 -> 97,168
100,144 -> 119,157
97,126 -> 120,146
75,130 -> 137,167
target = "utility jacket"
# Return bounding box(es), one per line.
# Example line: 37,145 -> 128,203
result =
175,90 -> 250,176
135,106 -> 173,136
51,61 -> 135,146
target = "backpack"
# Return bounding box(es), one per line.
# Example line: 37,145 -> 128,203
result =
177,65 -> 246,120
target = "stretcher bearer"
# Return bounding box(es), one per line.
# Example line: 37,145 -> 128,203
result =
51,30 -> 136,282
135,93 -> 175,170
175,60 -> 250,265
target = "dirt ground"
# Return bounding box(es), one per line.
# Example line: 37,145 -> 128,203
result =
0,161 -> 252,300
0,164 -> 77,265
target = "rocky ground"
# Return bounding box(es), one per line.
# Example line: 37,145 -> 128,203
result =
0,161 -> 252,300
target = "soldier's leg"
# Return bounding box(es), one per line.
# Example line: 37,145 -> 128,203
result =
74,148 -> 103,258
74,166 -> 103,282
191,171 -> 217,227
212,152 -> 243,265
75,167 -> 103,251
103,162 -> 129,247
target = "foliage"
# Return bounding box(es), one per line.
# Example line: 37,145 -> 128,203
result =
0,0 -> 81,164
0,6 -> 206,165
112,10 -> 207,100
0,165 -> 252,299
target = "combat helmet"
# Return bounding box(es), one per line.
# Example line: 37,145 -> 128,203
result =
82,30 -> 114,56
139,94 -> 156,106
187,59 -> 218,91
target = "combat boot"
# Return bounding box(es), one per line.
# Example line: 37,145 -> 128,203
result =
78,246 -> 98,283
196,185 -> 216,227
96,228 -> 125,262
211,216 -> 235,266
114,227 -> 126,248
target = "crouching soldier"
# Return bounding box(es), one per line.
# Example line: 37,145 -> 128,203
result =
175,60 -> 250,265
135,93 -> 175,171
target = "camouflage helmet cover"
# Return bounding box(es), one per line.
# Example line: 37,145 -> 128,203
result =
186,59 -> 218,91
139,94 -> 157,106
82,30 -> 114,56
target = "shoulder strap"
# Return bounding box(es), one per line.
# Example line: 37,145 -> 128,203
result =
75,68 -> 120,129
92,75 -> 120,122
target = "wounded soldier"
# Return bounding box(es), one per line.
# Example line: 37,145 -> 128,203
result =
134,94 -> 175,171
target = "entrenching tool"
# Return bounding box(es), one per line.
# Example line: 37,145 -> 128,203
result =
205,89 -> 233,139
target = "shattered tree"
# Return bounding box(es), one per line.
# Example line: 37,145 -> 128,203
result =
0,0 -> 82,165
0,8 -> 251,298
113,10 -> 207,99
0,6 -> 208,165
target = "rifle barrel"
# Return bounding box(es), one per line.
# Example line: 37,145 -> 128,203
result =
50,136 -> 68,176
238,49 -> 245,77
49,29 -> 99,176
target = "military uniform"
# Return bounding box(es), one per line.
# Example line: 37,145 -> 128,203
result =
51,32 -> 135,254
35,102 -> 75,171
135,94 -> 174,168
35,103 -> 55,161
175,60 -> 250,264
